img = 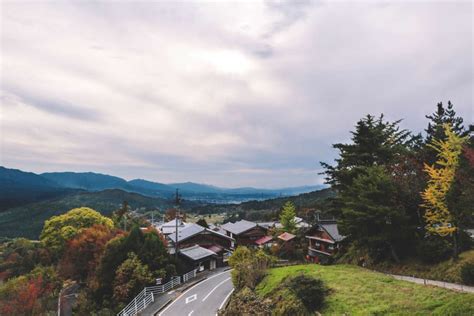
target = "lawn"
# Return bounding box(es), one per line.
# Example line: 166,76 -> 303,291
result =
256,264 -> 474,315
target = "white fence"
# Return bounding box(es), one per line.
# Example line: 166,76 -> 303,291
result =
117,269 -> 197,316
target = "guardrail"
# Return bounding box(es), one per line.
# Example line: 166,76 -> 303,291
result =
117,269 -> 197,316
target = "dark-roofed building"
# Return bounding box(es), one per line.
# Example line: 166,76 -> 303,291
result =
221,219 -> 268,247
178,245 -> 218,271
156,220 -> 234,268
306,220 -> 345,264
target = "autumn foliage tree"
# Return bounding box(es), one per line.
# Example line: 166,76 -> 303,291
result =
59,224 -> 122,282
112,252 -> 154,303
421,124 -> 468,256
40,207 -> 114,256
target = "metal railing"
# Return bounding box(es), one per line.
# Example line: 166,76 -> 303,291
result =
117,269 -> 197,316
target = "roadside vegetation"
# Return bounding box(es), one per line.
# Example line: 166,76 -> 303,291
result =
257,264 -> 474,315
0,205 -> 178,315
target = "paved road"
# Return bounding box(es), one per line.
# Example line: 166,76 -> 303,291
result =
158,270 -> 234,316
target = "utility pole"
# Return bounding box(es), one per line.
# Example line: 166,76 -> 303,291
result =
174,188 -> 181,259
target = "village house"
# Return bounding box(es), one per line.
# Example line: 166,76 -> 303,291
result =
305,220 -> 345,264
221,219 -> 268,247
156,219 -> 235,270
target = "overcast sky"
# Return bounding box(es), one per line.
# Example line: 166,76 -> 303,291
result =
1,1 -> 472,188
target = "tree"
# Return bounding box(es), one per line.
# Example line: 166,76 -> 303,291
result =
280,201 -> 297,233
112,253 -> 153,303
40,207 -> 114,255
339,166 -> 410,262
0,266 -> 61,315
228,247 -> 274,290
321,114 -> 412,192
425,101 -> 466,144
321,114 -> 416,261
59,224 -> 121,282
95,227 -> 174,304
421,124 -> 468,257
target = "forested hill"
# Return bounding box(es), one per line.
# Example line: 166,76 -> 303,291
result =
0,189 -> 202,240
238,188 -> 335,210
190,188 -> 335,222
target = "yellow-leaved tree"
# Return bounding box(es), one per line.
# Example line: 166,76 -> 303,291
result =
421,124 -> 467,243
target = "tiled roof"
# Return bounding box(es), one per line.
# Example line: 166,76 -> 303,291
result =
255,235 -> 273,245
179,245 -> 216,261
167,223 -> 205,243
165,222 -> 234,244
321,223 -> 344,242
221,220 -> 257,235
278,232 -> 296,242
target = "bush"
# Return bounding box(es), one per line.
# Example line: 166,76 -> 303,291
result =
272,289 -> 309,316
229,247 -> 274,290
221,287 -> 271,316
460,262 -> 474,285
284,274 -> 327,311
417,236 -> 451,264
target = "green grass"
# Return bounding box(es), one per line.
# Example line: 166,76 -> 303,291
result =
372,250 -> 474,284
256,264 -> 474,315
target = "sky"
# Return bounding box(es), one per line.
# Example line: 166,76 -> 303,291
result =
0,0 -> 472,188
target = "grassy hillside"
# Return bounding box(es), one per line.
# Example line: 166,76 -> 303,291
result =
369,250 -> 474,284
0,189 -> 195,239
256,264 -> 474,315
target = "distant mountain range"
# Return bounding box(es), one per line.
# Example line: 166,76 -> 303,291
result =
1,166 -> 326,209
0,166 -> 328,239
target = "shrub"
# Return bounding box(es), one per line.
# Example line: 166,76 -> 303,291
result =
460,262 -> 474,285
221,287 -> 271,316
229,247 -> 274,290
417,236 -> 451,264
272,289 -> 309,316
284,274 -> 327,311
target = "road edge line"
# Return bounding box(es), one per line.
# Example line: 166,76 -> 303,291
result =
156,270 -> 232,316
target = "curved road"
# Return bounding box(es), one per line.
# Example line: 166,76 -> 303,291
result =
159,270 -> 234,316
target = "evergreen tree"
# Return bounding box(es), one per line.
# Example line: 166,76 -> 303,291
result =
321,114 -> 412,192
321,114 -> 416,261
424,101 -> 468,164
425,101 -> 466,142
280,201 -> 297,233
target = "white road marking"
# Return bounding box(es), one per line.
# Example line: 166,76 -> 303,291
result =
202,277 -> 231,302
216,288 -> 235,315
185,294 -> 197,304
188,311 -> 194,316
158,270 -> 232,316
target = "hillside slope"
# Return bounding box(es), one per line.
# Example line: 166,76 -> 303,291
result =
256,264 -> 474,315
0,166 -> 74,211
0,189 -> 184,239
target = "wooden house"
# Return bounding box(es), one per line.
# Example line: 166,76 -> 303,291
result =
306,220 -> 344,264
221,220 -> 268,247
156,219 -> 234,269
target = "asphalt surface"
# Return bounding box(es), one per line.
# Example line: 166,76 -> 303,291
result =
158,270 -> 234,316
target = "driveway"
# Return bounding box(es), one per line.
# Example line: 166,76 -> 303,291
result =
158,270 -> 234,316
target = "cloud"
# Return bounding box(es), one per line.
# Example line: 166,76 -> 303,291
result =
0,1 -> 472,187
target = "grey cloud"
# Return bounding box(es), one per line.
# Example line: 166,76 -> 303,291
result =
1,1 -> 472,187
